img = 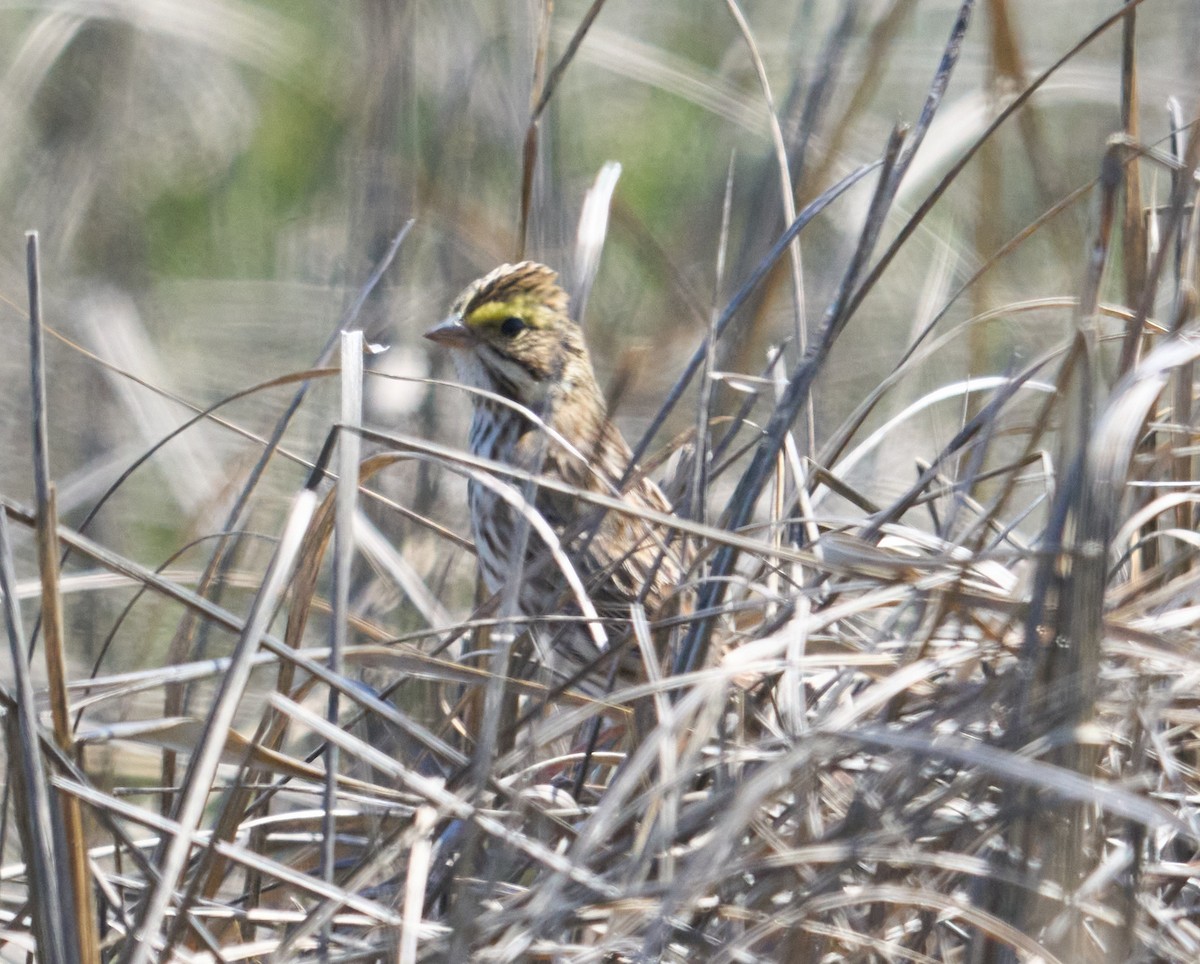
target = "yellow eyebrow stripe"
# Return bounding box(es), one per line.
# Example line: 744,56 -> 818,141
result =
466,298 -> 546,329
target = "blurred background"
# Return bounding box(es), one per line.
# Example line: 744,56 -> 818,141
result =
0,0 -> 1195,674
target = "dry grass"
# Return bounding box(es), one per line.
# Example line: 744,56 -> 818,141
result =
1,1 -> 1199,961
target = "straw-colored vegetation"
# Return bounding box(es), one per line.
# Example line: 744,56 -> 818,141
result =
0,0 -> 1198,960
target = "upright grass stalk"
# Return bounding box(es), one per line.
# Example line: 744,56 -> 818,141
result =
26,230 -> 99,961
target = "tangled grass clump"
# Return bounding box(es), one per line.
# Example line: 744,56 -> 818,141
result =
1,2 -> 1200,961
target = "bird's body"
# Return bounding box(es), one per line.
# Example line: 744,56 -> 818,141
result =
426,262 -> 680,686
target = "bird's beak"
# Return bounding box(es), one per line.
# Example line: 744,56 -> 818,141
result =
424,317 -> 475,348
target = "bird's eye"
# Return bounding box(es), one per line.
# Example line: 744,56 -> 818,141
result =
499,316 -> 526,337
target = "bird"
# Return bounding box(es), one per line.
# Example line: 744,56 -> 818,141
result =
424,261 -> 682,691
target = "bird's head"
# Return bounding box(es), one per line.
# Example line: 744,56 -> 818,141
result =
425,261 -> 594,408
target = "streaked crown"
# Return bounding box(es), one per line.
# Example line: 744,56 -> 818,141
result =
453,261 -> 569,321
